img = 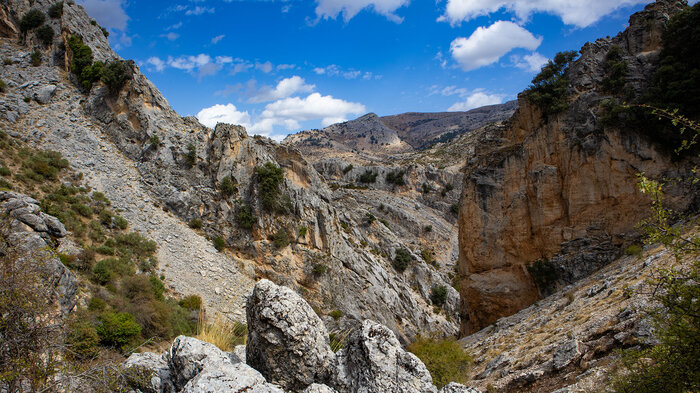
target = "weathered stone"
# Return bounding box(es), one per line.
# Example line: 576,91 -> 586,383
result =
334,320 -> 437,393
439,382 -> 482,393
34,84 -> 57,104
303,383 -> 338,393
231,344 -> 246,364
246,279 -> 336,392
123,352 -> 174,393
553,339 -> 582,370
181,362 -> 284,393
166,335 -> 232,390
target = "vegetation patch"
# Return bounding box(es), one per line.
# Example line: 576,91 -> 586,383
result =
524,51 -> 578,116
408,335 -> 472,388
255,162 -> 285,212
393,248 -> 413,272
430,285 -> 448,307
19,9 -> 45,33
527,258 -> 559,296
385,170 -> 406,186
49,2 -> 64,18
358,170 -> 377,183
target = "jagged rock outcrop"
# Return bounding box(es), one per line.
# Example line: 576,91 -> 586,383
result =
0,191 -> 76,313
246,279 -> 337,391
0,0 -> 458,341
457,0 -> 698,335
334,320 -> 437,393
126,279 -> 483,393
439,383 -> 482,393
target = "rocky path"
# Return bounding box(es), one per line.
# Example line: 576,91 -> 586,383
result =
0,44 -> 254,321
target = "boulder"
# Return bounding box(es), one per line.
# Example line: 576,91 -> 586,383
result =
34,84 -> 57,104
553,339 -> 582,370
439,382 -> 482,393
181,361 -> 284,393
166,335 -> 233,390
123,352 -> 174,393
246,279 -> 337,392
334,320 -> 437,393
303,383 -> 338,393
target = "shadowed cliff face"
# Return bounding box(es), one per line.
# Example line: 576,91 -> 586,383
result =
457,0 -> 698,336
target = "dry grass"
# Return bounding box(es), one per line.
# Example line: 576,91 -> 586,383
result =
195,313 -> 247,352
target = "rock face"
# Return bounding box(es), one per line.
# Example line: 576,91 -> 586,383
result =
125,336 -> 283,393
457,0 -> 697,335
127,279 -> 478,393
0,191 -> 77,313
0,0 -> 458,341
335,320 -> 437,393
246,279 -> 337,391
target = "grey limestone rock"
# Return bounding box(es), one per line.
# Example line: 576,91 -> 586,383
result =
165,335 -> 232,390
334,320 -> 437,393
123,352 -> 175,393
181,362 -> 284,393
553,339 -> 582,370
439,382 -> 482,393
303,383 -> 338,393
246,279 -> 337,392
34,84 -> 57,104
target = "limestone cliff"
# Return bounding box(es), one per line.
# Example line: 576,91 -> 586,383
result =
457,0 -> 699,335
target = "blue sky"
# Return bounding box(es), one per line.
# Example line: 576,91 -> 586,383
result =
78,0 -> 675,140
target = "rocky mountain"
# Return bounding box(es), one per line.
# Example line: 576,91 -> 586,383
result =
282,101 -> 517,158
456,0 -> 699,335
0,0 -> 460,343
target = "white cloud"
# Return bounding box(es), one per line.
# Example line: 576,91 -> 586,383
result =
162,32 -> 179,41
196,104 -> 251,129
186,6 -> 215,15
255,61 -> 274,73
448,91 -> 504,111
168,54 -> 212,71
430,85 -> 469,97
438,0 -> 648,28
146,57 -> 166,72
315,0 -> 410,23
450,21 -> 541,71
254,93 -> 366,133
76,0 -> 129,30
211,35 -> 225,44
248,76 -> 316,103
512,52 -> 548,72
313,64 -> 376,80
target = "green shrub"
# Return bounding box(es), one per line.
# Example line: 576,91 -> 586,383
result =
527,259 -> 559,296
185,143 -> 196,167
601,45 -> 628,93
79,60 -> 103,90
0,166 -> 10,176
430,285 -> 448,307
92,259 -> 113,284
385,170 -> 405,186
36,25 -> 54,46
168,300 -> 197,336
114,232 -> 157,260
379,218 -> 390,228
328,309 -> 342,320
271,228 -> 290,249
99,208 -> 114,226
220,176 -> 237,198
101,61 -> 127,93
95,311 -> 141,350
67,35 -> 102,90
237,203 -> 255,229
393,248 -> 413,272
48,2 -> 64,18
424,225 -> 432,232
298,225 -> 308,237
343,164 -> 353,174
358,170 -> 377,183
312,263 -> 327,276
66,320 -> 100,360
255,162 -> 284,211
213,236 -> 225,252
30,50 -> 41,66
524,51 -> 578,115
421,249 -> 436,267
188,218 -> 202,229
95,245 -> 115,255
365,212 -> 376,225
19,9 -> 45,33
101,27 -> 109,38
149,135 -> 160,146
179,295 -> 202,311
149,275 -> 165,301
450,203 -> 459,215
114,215 -> 128,230
408,336 -> 472,388
88,296 -> 107,312
624,244 -> 643,256
0,79 -> 6,93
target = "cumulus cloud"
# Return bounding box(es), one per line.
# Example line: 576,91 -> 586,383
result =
438,0 -> 648,28
161,32 -> 179,41
211,35 -> 225,44
248,76 -> 316,103
142,54 -> 233,78
76,0 -> 129,30
315,0 -> 410,23
197,93 -> 366,137
450,21 -> 541,71
512,52 -> 548,72
255,61 -> 274,73
146,57 -> 166,72
313,64 -> 375,80
186,6 -> 215,15
197,104 -> 251,129
448,91 -> 504,111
